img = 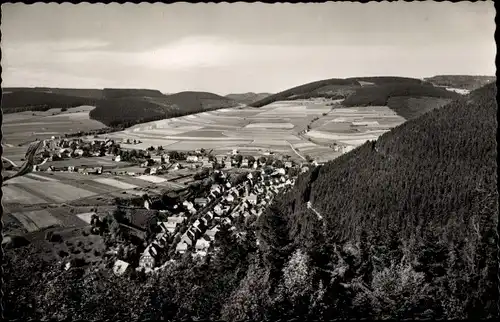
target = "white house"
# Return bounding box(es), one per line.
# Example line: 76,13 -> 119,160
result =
214,204 -> 224,216
195,236 -> 212,251
284,161 -> 293,168
186,155 -> 199,162
139,246 -> 156,269
247,194 -> 258,205
232,149 -> 239,155
176,241 -> 189,253
113,260 -> 130,276
183,200 -> 195,210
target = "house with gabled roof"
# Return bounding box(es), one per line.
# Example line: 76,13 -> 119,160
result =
214,204 -> 224,216
205,225 -> 220,241
176,241 -> 189,253
139,245 -> 156,269
195,235 -> 212,251
246,194 -> 258,205
194,198 -> 209,207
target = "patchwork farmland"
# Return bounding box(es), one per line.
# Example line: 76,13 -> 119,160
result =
2,105 -> 106,147
2,98 -> 407,234
107,99 -> 407,162
1,169 -> 192,233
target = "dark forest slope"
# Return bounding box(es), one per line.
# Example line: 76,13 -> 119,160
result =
248,82 -> 498,320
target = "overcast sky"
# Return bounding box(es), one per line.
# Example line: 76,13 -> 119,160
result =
1,2 -> 496,95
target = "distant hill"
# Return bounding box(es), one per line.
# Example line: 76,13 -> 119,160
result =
249,76 -> 461,120
1,90 -> 99,114
225,92 -> 273,105
2,87 -> 238,128
247,82 -> 498,320
424,75 -> 496,91
347,76 -> 429,85
2,87 -> 103,99
89,91 -> 238,127
102,88 -> 164,99
342,83 -> 461,119
249,78 -> 360,107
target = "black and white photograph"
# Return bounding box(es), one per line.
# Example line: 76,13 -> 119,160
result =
0,2 -> 497,320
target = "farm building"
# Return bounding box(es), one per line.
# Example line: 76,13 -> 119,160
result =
186,155 -> 199,162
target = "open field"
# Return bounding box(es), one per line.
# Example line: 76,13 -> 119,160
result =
11,209 -> 62,232
105,100 -> 408,161
2,168 -> 194,234
2,105 -> 106,146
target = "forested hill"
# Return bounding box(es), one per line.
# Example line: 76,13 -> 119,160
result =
248,76 -> 460,121
249,78 -> 361,107
1,87 -> 238,128
89,91 -> 238,127
247,82 -> 498,320
424,75 -> 496,90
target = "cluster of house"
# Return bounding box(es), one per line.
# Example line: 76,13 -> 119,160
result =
133,165 -> 299,275
41,137 -> 118,160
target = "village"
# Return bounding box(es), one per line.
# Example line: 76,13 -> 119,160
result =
30,136 -> 311,277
